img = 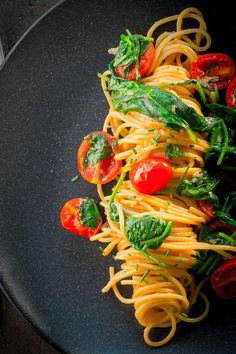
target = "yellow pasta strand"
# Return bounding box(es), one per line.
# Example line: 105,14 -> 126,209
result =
89,7 -> 236,348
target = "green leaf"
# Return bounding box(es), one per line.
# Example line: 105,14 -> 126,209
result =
206,103 -> 236,128
192,225 -> 236,276
110,30 -> 153,80
80,198 -> 100,229
125,215 -> 172,267
82,132 -> 111,168
176,171 -> 220,207
108,76 -> 206,139
216,191 -> 236,227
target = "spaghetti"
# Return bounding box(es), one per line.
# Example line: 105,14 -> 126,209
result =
88,7 -> 236,347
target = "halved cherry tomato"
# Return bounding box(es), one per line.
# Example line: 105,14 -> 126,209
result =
60,198 -> 102,238
211,258 -> 236,299
129,157 -> 172,194
78,131 -> 122,184
198,200 -> 216,218
226,76 -> 236,109
190,53 -> 235,90
115,42 -> 155,81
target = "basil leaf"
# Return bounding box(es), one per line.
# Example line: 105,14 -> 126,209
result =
80,198 -> 100,228
83,132 -> 111,168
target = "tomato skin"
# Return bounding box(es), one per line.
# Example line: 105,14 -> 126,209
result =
77,131 -> 122,184
60,198 -> 102,238
115,43 -> 155,81
190,53 -> 235,90
211,258 -> 236,299
198,200 -> 216,218
129,157 -> 172,194
226,76 -> 236,109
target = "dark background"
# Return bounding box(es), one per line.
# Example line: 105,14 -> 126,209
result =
0,3 -> 61,353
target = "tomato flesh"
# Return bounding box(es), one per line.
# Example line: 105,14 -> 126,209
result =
129,157 -> 172,194
198,200 -> 216,218
60,198 -> 102,238
190,53 -> 235,90
78,131 -> 122,184
211,258 -> 236,299
226,76 -> 236,109
115,43 -> 155,81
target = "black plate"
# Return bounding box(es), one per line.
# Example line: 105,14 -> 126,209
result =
0,1 -> 236,353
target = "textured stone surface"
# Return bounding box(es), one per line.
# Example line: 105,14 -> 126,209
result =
0,0 -> 62,56
0,2 -> 62,353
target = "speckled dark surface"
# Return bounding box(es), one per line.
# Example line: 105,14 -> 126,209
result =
0,1 -> 236,353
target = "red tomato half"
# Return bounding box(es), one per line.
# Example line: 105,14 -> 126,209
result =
198,200 -> 216,218
190,53 -> 235,90
211,258 -> 236,299
78,131 -> 122,184
226,76 -> 236,109
60,198 -> 102,238
129,157 -> 172,194
115,42 -> 155,81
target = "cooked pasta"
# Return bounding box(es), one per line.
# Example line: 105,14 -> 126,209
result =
88,7 -> 236,347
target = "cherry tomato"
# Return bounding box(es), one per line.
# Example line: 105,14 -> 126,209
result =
129,157 -> 172,194
78,131 -> 122,184
211,258 -> 236,299
226,76 -> 236,109
198,200 -> 216,218
115,43 -> 155,81
60,198 -> 102,238
190,53 -> 235,90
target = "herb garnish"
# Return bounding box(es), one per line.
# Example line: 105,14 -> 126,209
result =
140,269 -> 150,283
164,143 -> 185,160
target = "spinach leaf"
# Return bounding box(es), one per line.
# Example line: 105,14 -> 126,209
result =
206,103 -> 236,128
126,215 -> 173,267
195,81 -> 236,164
82,132 -> 111,168
193,225 -> 236,276
110,30 -> 153,80
164,143 -> 185,160
176,170 -> 220,207
108,76 -> 207,140
80,198 -> 100,228
216,191 -> 236,227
